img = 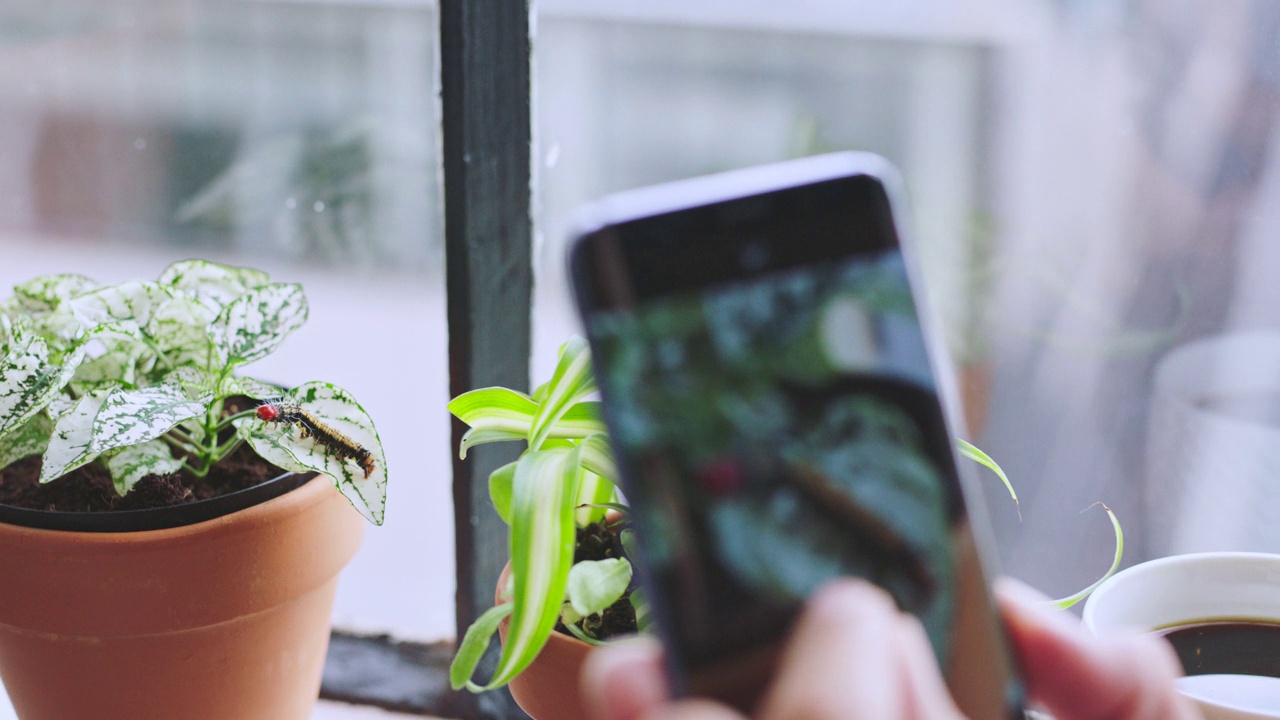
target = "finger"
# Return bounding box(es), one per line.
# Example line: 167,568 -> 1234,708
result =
638,699 -> 746,720
892,613 -> 965,719
995,578 -> 1200,720
757,579 -> 904,720
583,637 -> 670,720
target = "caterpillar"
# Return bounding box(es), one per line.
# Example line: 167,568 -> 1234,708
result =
256,399 -> 376,478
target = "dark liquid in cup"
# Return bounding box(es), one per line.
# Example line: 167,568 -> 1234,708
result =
1158,620 -> 1280,678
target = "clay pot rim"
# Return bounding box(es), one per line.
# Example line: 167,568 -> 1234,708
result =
0,473 -> 334,549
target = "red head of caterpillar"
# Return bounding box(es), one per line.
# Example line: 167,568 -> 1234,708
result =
255,398 -> 375,478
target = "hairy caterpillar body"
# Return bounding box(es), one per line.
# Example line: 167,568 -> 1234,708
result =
256,399 -> 376,478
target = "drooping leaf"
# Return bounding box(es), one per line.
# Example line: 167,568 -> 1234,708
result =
209,283 -> 308,366
448,602 -> 513,692
239,382 -> 387,525
527,336 -> 597,451
466,447 -> 581,690
957,438 -> 1019,519
90,382 -> 211,455
1052,504 -> 1124,609
157,260 -> 270,312
104,439 -> 183,496
489,460 -> 517,525
0,413 -> 52,472
567,558 -> 633,617
40,388 -> 114,483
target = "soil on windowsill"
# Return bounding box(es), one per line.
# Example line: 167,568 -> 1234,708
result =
0,397 -> 288,513
555,517 -> 639,641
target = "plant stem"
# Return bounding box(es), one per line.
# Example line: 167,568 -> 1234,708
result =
215,409 -> 258,431
210,437 -> 244,465
161,434 -> 201,458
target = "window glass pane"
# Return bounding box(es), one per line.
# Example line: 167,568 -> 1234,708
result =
533,0 -> 1280,600
0,0 -> 452,650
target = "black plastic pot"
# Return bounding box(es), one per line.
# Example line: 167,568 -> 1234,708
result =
0,471 -> 316,533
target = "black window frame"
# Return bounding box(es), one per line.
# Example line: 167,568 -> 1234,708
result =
320,2 -> 531,718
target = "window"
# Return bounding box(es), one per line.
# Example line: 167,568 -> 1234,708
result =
3,1 -> 1279,718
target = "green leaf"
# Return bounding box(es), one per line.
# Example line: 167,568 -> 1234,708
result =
468,447 -> 581,690
629,587 -> 652,632
567,558 -> 633,617
449,386 -> 605,458
577,433 -> 617,481
574,471 -> 615,526
489,461 -> 517,525
528,336 -> 596,451
164,366 -> 217,400
0,413 -> 52,472
104,439 -> 183,496
40,387 -> 114,483
449,602 -> 513,691
239,382 -> 387,525
209,283 -> 308,366
1052,504 -> 1124,609
157,260 -> 270,312
957,438 -> 1020,520
90,382 -> 211,455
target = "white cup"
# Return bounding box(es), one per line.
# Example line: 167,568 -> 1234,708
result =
1082,552 -> 1280,719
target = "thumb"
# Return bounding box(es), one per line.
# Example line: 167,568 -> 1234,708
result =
994,578 -> 1200,720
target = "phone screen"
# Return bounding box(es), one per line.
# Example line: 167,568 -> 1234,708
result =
573,162 -> 1023,716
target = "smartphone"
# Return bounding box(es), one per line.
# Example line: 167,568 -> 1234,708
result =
568,153 -> 1025,717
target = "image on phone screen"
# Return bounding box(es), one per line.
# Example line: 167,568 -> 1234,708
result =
581,207 -> 1023,714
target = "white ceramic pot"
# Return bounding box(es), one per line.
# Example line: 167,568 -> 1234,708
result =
1083,552 -> 1280,720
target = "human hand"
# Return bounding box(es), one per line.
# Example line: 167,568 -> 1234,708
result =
581,578 -> 1201,720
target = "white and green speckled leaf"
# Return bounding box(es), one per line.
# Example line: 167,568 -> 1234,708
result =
158,260 -> 270,313
104,440 -> 183,496
39,387 -> 113,483
146,295 -> 217,368
90,382 -> 212,455
163,366 -> 216,400
238,381 -> 386,525
12,274 -> 97,314
0,325 -> 92,439
220,375 -> 283,400
0,413 -> 52,472
233,416 -> 312,475
66,281 -> 176,334
209,283 -> 308,366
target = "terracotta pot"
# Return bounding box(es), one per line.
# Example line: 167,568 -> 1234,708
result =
496,562 -> 596,720
0,475 -> 363,720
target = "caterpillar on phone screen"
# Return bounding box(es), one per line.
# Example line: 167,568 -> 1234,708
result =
256,399 -> 376,478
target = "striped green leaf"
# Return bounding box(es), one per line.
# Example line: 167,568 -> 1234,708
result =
239,382 -> 387,525
527,336 -> 596,451
104,439 -> 183,496
449,386 -> 606,459
0,413 -> 52,473
574,470 -> 615,526
489,461 -> 517,525
957,437 -> 1020,519
449,602 -> 513,691
209,283 -> 309,366
468,446 -> 582,690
